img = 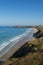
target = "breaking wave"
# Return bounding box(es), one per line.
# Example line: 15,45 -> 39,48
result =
0,28 -> 33,51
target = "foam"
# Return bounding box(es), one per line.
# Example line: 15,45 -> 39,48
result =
0,29 -> 33,51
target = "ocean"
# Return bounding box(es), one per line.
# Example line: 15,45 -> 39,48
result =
0,26 -> 29,45
0,26 -> 33,62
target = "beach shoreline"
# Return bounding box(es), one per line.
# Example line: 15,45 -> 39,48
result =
0,29 -> 33,62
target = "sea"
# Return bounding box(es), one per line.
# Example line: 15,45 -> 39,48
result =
0,26 -> 30,45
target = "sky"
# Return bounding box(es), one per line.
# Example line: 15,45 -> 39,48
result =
0,0 -> 43,26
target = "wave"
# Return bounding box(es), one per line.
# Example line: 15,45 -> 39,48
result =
0,28 -> 33,51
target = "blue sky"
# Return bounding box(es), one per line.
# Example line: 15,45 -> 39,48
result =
0,0 -> 43,26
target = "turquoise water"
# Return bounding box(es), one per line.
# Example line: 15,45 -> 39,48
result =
0,26 -> 29,44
